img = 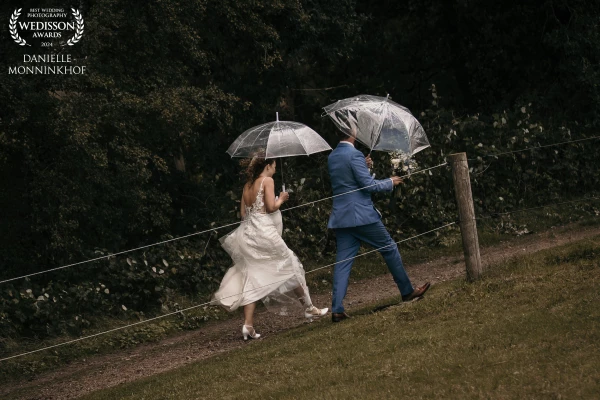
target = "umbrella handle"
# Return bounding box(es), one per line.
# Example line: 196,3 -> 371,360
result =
282,183 -> 286,192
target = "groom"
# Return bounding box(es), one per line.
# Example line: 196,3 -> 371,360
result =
327,129 -> 430,322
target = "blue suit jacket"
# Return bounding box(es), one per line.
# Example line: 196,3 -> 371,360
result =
327,143 -> 393,229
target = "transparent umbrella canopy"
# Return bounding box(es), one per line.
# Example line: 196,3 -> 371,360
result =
323,94 -> 430,156
227,113 -> 332,190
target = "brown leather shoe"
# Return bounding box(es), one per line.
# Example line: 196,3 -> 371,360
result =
402,282 -> 431,302
332,312 -> 351,322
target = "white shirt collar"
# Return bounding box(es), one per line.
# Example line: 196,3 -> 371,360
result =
339,141 -> 355,147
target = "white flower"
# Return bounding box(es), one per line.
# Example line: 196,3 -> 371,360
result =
122,305 -> 127,311
300,178 -> 306,185
501,117 -> 507,124
152,267 -> 157,273
477,143 -> 483,148
499,197 -> 504,201
159,269 -> 164,274
104,288 -> 110,294
390,158 -> 401,169
524,138 -> 529,143
521,107 -> 526,113
26,289 -> 32,294
44,293 -> 49,298
162,259 -> 169,267
96,287 -> 100,291
420,112 -> 425,116
37,296 -> 45,301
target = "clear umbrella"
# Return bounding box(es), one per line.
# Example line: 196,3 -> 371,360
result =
227,112 -> 331,190
323,94 -> 430,156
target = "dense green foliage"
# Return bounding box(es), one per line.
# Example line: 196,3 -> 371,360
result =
1,0 -> 599,339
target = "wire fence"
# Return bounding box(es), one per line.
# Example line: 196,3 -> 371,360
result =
1,135 -> 599,362
467,134 -> 600,160
0,162 -> 449,285
0,222 -> 455,362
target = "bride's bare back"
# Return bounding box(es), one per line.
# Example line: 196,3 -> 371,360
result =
243,178 -> 267,210
240,177 -> 287,218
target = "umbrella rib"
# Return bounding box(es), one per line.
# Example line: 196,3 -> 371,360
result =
263,121 -> 279,158
230,122 -> 269,156
370,97 -> 389,152
241,122 -> 273,157
288,124 -> 311,155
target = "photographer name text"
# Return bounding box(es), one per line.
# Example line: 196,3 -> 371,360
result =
9,54 -> 86,75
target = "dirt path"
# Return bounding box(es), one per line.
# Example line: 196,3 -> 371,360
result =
3,224 -> 600,400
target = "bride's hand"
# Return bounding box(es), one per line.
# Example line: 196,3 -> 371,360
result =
279,192 -> 289,202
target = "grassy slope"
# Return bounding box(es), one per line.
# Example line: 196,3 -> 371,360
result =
0,209 -> 597,383
83,236 -> 600,400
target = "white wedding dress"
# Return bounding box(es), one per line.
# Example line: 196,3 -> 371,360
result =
212,178 -> 311,315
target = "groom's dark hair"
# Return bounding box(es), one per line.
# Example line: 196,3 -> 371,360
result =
335,125 -> 356,141
335,129 -> 350,140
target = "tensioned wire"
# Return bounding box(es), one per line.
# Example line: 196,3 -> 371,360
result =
0,222 -> 456,362
2,135 -> 598,284
0,162 -> 448,284
282,162 -> 448,212
471,195 -> 600,221
467,134 -> 600,160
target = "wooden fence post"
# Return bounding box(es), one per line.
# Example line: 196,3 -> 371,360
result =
448,152 -> 483,280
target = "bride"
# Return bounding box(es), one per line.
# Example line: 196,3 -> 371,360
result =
212,155 -> 328,340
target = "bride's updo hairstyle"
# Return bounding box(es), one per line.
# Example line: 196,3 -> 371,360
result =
239,151 -> 275,185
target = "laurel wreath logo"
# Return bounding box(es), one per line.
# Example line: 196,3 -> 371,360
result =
63,8 -> 84,46
9,8 -> 30,46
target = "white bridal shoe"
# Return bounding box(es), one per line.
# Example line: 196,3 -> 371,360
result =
304,306 -> 329,321
242,325 -> 261,341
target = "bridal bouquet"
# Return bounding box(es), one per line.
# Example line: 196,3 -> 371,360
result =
389,151 -> 419,175
389,151 -> 418,198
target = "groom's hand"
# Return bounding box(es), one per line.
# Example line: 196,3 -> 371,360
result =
391,176 -> 403,186
365,155 -> 373,169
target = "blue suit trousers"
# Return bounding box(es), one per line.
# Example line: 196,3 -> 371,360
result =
332,221 -> 414,313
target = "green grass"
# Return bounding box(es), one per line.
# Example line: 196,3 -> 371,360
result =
81,236 -> 600,400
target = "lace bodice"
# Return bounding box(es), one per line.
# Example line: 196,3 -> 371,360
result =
245,178 -> 267,216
